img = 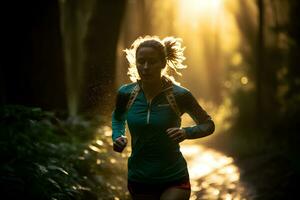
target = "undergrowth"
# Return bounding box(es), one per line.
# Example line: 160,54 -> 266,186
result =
0,105 -> 129,200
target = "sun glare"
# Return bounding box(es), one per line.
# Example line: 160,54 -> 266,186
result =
181,143 -> 247,199
177,0 -> 223,29
181,145 -> 234,180
178,0 -> 222,17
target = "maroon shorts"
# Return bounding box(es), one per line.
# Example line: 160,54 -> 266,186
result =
127,177 -> 191,195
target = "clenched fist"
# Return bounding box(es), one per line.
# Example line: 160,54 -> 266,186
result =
113,135 -> 128,153
166,128 -> 187,143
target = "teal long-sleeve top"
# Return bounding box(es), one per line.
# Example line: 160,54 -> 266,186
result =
112,80 -> 215,183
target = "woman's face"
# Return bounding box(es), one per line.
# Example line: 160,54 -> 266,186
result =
136,47 -> 165,82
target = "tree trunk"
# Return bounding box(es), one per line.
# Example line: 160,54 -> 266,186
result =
83,0 -> 127,115
256,0 -> 264,128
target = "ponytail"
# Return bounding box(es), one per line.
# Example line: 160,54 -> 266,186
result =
162,37 -> 187,83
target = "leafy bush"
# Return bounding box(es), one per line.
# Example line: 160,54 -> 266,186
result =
0,105 -> 129,200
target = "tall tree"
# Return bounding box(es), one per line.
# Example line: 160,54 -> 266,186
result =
83,0 -> 127,115
256,0 -> 264,128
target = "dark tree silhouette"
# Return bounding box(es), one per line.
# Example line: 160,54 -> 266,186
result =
83,0 -> 127,115
0,0 -> 66,110
0,0 -> 127,116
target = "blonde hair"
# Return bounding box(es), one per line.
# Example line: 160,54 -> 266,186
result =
124,35 -> 187,84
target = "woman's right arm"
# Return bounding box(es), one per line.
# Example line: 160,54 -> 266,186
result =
111,85 -> 129,142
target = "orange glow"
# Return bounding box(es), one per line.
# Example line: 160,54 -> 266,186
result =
241,76 -> 249,85
97,125 -> 112,137
177,0 -> 222,24
181,145 -> 234,180
181,143 -> 247,199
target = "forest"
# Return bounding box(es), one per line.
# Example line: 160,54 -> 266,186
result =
1,0 -> 299,199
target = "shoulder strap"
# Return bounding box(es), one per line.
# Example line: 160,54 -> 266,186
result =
126,84 -> 140,111
165,89 -> 181,117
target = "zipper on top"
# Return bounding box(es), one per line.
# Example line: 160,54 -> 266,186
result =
146,99 -> 152,124
143,85 -> 172,125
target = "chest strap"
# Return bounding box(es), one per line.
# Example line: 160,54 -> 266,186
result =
126,84 -> 181,117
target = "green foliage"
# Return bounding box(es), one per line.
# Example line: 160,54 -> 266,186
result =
0,105 -> 129,200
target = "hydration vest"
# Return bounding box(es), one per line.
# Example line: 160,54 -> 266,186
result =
125,83 -> 182,117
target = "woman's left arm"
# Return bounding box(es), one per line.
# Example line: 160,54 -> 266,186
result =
178,91 -> 215,139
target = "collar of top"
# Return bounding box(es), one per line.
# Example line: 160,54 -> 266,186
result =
137,76 -> 173,92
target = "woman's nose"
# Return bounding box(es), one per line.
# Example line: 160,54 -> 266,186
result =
142,62 -> 149,70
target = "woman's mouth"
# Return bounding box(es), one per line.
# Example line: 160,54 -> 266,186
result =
141,74 -> 152,78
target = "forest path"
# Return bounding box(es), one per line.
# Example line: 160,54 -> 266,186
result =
182,139 -> 296,200
181,140 -> 254,200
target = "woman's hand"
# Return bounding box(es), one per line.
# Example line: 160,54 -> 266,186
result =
113,136 -> 128,153
166,128 -> 187,143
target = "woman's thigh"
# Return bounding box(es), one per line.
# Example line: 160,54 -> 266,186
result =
160,187 -> 191,200
128,181 -> 161,200
128,177 -> 191,200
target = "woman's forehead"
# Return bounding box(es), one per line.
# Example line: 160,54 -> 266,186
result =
136,47 -> 160,58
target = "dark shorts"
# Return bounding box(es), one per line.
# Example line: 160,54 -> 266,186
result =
127,176 -> 191,195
